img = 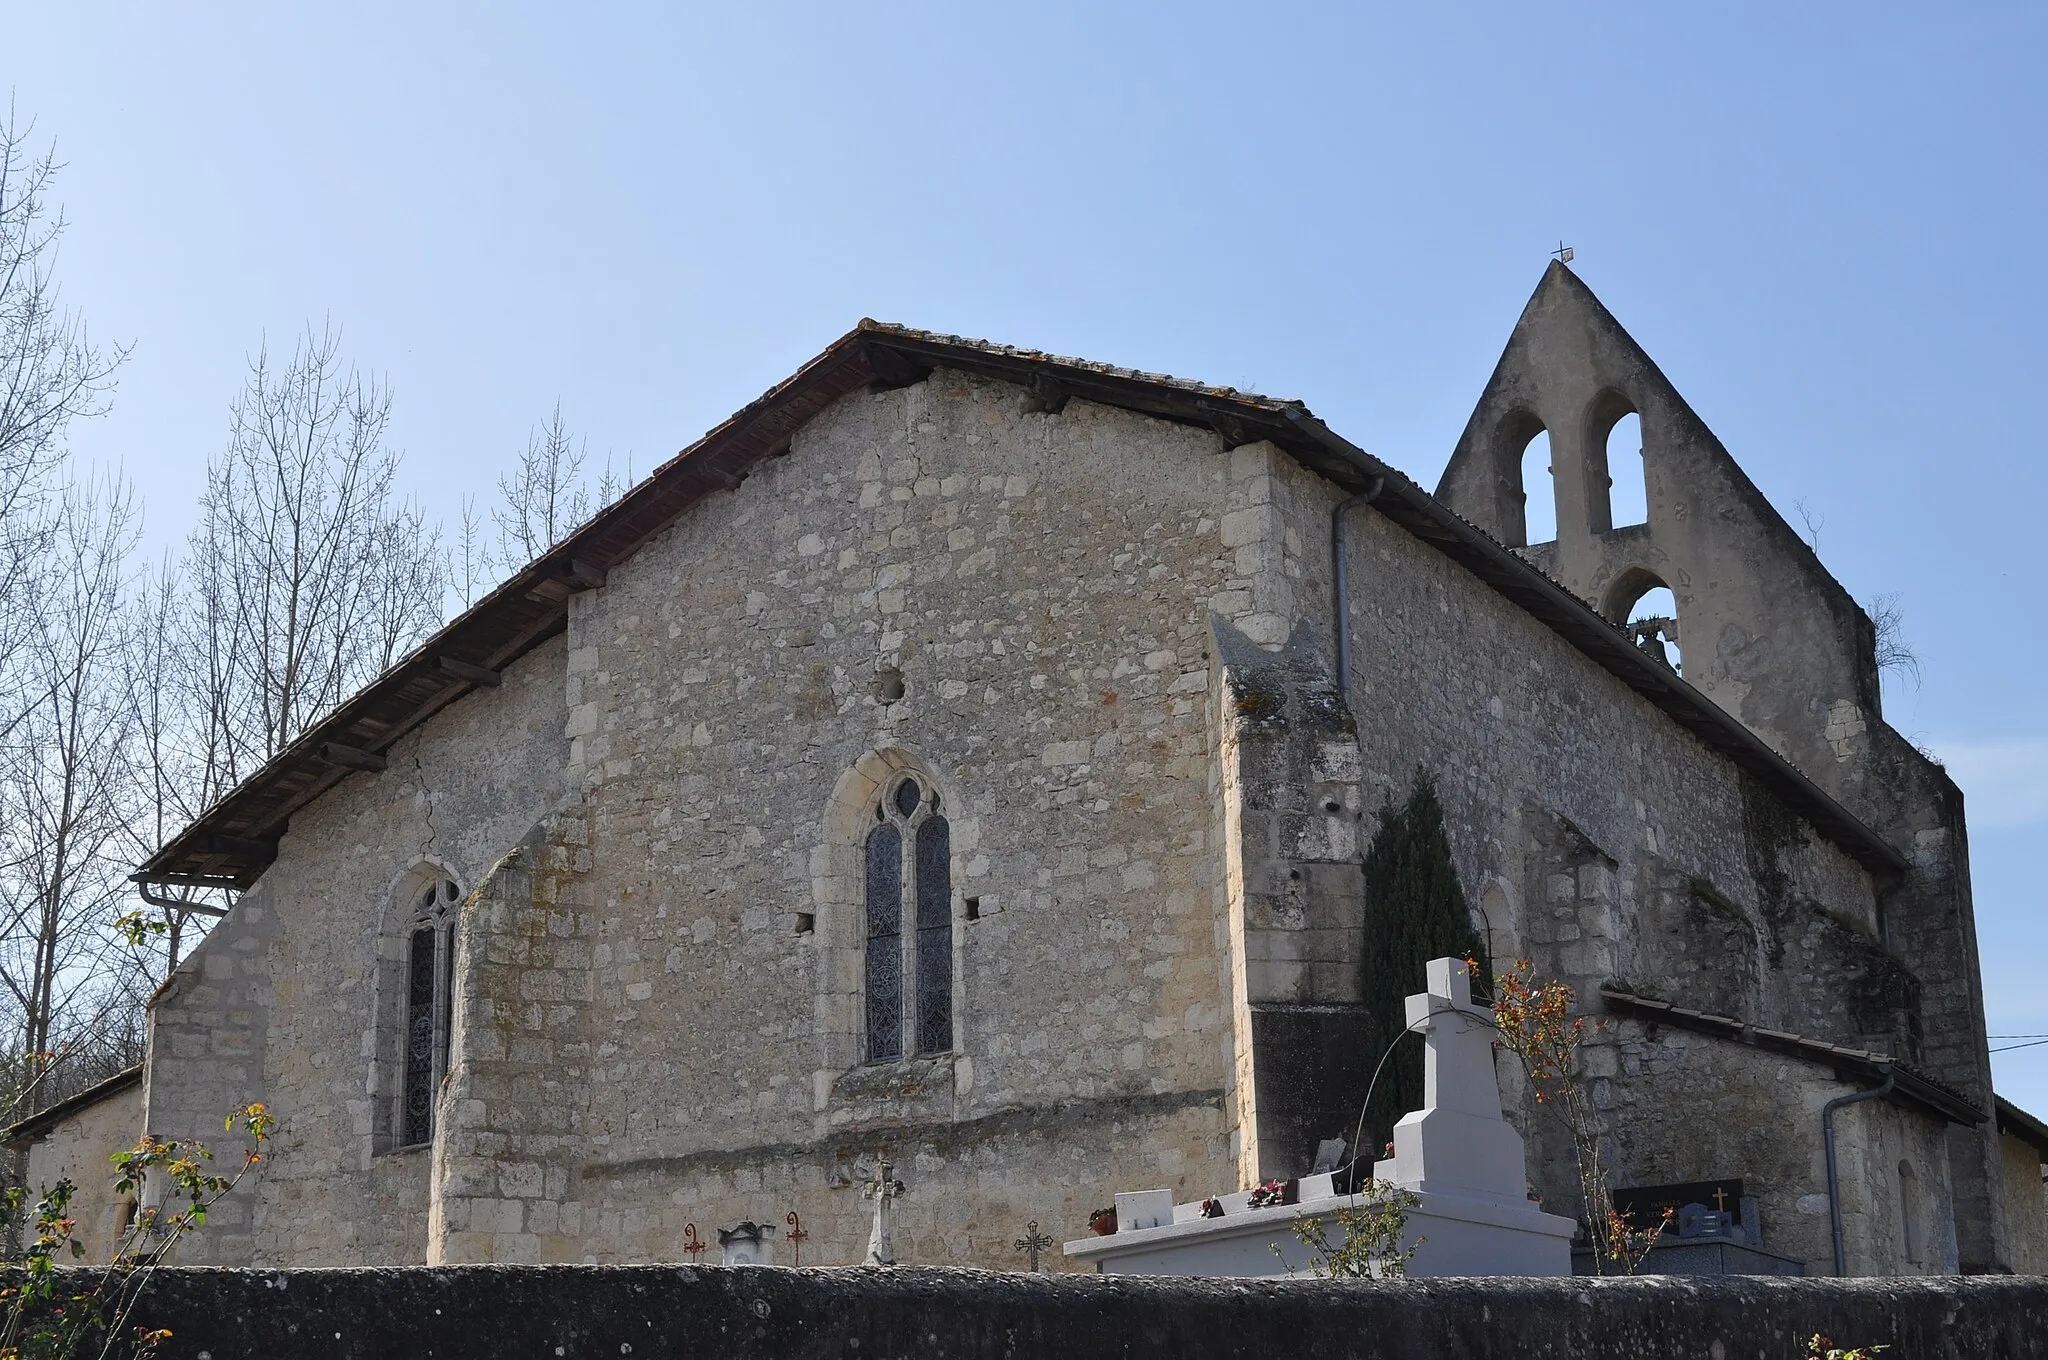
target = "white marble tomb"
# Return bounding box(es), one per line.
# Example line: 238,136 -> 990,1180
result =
1065,957 -> 1577,1277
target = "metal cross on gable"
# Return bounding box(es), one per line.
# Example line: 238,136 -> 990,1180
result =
1553,240 -> 1574,264
1013,1220 -> 1054,1272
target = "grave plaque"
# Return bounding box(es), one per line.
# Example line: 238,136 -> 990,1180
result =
1612,1179 -> 1745,1237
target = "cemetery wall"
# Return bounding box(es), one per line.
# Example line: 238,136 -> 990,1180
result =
100,1266 -> 2048,1360
432,375 -> 1279,1266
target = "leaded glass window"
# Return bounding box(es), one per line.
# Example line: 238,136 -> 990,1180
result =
862,775 -> 954,1061
913,814 -> 952,1054
400,877 -> 460,1146
864,824 -> 903,1061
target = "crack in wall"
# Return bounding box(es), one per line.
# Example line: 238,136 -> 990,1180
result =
413,737 -> 440,860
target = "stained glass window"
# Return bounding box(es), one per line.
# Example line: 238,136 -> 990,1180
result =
399,877 -> 459,1146
914,814 -> 952,1054
862,774 -> 956,1063
864,824 -> 903,1061
402,926 -> 437,1145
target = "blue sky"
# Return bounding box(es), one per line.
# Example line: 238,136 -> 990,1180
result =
13,3 -> 2045,1107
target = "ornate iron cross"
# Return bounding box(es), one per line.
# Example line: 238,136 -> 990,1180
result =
682,1223 -> 705,1262
785,1210 -> 809,1266
1014,1220 -> 1053,1272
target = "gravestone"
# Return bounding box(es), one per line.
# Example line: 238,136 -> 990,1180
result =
717,1221 -> 774,1266
863,1161 -> 906,1265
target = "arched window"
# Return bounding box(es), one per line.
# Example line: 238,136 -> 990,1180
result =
400,876 -> 460,1146
1502,411 -> 1555,547
1584,391 -> 1647,532
864,774 -> 953,1061
1605,412 -> 1646,528
1606,570 -> 1683,676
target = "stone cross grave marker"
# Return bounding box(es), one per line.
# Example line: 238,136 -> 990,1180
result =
1372,956 -> 1530,1207
863,1160 -> 907,1265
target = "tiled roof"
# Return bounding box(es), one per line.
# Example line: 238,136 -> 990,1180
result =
0,1065 -> 143,1148
1599,988 -> 1982,1126
135,321 -> 1906,890
1997,1096 -> 2048,1156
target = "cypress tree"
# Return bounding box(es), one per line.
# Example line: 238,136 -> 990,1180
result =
1357,769 -> 1489,1155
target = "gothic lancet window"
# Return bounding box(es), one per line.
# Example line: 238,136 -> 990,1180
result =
863,776 -> 953,1061
401,877 -> 460,1146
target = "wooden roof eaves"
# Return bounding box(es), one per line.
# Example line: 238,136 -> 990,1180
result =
136,329 -> 889,889
1997,1096 -> 2048,1157
136,320 -> 1907,889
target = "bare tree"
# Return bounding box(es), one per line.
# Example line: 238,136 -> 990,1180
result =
0,102 -> 138,1151
122,553 -> 237,970
0,102 -> 124,743
191,324 -> 445,776
453,494 -> 488,608
0,477 -> 151,1122
492,403 -> 590,572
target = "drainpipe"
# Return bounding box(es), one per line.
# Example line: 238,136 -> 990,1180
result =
133,878 -> 230,918
1331,478 -> 1386,687
1278,406 -> 1391,689
1822,1070 -> 1895,1276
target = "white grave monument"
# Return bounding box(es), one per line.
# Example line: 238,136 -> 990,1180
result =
1065,957 -> 1576,1277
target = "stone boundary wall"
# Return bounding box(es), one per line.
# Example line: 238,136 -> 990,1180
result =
97,1266 -> 2048,1359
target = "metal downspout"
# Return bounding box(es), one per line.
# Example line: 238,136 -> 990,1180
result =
1823,1071 -> 1895,1276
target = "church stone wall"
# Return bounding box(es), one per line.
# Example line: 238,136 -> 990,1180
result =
18,1080 -> 143,1262
2001,1130 -> 2048,1274
1230,449 -> 1925,1266
145,633 -> 569,1266
435,371 -> 1284,1267
1596,1019 -> 1958,1275
140,355 -> 1969,1277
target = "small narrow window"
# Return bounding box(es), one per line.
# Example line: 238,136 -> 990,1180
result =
399,877 -> 460,1146
864,823 -> 904,1061
915,814 -> 953,1054
402,928 -> 437,1145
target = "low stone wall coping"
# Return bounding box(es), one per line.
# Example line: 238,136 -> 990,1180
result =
67,1265 -> 2048,1359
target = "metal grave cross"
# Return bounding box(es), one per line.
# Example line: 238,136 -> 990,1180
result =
1014,1220 -> 1054,1272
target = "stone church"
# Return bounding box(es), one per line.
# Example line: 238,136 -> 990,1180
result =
20,265 -> 2039,1274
